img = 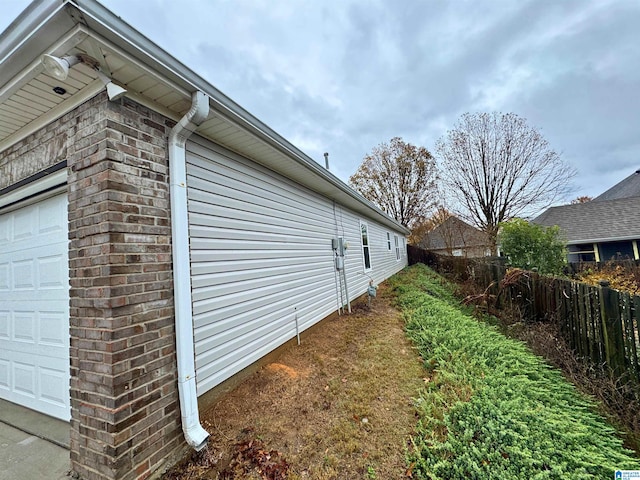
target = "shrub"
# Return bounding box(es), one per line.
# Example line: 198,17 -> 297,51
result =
499,218 -> 567,275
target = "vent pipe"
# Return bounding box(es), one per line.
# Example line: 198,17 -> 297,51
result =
324,152 -> 329,170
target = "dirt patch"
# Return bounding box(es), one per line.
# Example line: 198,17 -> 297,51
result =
162,283 -> 424,479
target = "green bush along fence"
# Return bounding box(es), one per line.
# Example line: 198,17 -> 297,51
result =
407,245 -> 640,383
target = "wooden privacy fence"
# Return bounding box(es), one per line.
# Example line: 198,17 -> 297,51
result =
407,246 -> 640,383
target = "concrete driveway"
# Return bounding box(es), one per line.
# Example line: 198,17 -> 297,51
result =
0,400 -> 70,480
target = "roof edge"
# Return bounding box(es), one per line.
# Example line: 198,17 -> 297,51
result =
0,0 -> 64,64
568,235 -> 640,245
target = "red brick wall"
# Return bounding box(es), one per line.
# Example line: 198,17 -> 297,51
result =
65,93 -> 182,480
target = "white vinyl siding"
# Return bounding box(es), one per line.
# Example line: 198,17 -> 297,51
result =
186,137 -> 407,396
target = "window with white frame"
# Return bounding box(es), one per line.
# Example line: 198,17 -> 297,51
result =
386,232 -> 392,251
394,235 -> 400,261
361,221 -> 372,271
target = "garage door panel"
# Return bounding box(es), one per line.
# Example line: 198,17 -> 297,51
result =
0,310 -> 8,338
13,311 -> 35,342
40,311 -> 67,345
4,253 -> 67,290
38,199 -> 65,234
13,260 -> 34,289
0,263 -> 8,289
4,291 -> 66,302
13,208 -> 35,240
40,367 -> 68,405
0,217 -> 9,244
13,361 -> 36,396
0,193 -> 69,420
38,254 -> 67,288
2,302 -> 67,344
0,359 -> 8,389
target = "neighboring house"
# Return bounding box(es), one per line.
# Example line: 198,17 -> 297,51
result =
0,2 -> 409,480
420,216 -> 491,258
533,170 -> 640,262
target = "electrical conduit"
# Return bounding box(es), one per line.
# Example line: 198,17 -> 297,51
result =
168,90 -> 209,451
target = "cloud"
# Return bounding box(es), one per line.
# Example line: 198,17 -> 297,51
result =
2,0 -> 639,199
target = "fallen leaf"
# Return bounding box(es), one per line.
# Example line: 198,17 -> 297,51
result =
406,461 -> 415,477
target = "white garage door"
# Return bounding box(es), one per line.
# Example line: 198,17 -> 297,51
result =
0,193 -> 70,420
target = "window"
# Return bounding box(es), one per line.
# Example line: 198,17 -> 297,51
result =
394,235 -> 400,261
600,241 -> 634,262
567,243 -> 598,263
361,222 -> 371,271
386,232 -> 392,251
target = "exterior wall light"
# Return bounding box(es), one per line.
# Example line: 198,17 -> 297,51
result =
41,53 -> 127,101
96,70 -> 127,101
41,54 -> 80,80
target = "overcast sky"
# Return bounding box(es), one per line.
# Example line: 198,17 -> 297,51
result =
3,0 -> 640,203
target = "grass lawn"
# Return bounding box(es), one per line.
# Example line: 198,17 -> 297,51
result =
392,264 -> 640,479
164,264 -> 639,479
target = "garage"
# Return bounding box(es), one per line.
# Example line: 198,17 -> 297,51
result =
0,192 -> 70,421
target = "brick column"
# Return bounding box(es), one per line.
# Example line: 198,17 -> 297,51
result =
67,93 -> 183,480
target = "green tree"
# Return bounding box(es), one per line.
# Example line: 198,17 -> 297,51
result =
499,218 -> 567,275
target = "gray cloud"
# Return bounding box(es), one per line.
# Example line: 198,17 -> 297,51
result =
2,0 -> 639,200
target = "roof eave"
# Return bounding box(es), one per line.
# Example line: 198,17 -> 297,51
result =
568,235 -> 640,245
0,0 -> 72,86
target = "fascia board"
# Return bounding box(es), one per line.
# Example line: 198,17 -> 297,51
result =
0,0 -> 73,84
570,235 -> 640,245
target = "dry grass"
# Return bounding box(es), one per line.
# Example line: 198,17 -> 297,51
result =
162,283 -> 424,479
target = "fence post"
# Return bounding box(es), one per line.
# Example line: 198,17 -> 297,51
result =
621,293 -> 639,381
577,283 -> 590,357
633,297 -> 640,382
598,280 -> 625,377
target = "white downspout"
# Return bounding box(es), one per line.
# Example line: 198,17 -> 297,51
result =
169,90 -> 209,451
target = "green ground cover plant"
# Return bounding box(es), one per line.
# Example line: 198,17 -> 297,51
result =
390,264 -> 640,479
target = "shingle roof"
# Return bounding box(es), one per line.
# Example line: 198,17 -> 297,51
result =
423,216 -> 490,250
594,169 -> 640,201
532,196 -> 640,244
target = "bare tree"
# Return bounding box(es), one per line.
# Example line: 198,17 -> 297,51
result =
437,112 -> 575,253
349,137 -> 438,228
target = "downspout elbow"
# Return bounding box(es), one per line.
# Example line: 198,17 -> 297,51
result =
169,90 -> 210,451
